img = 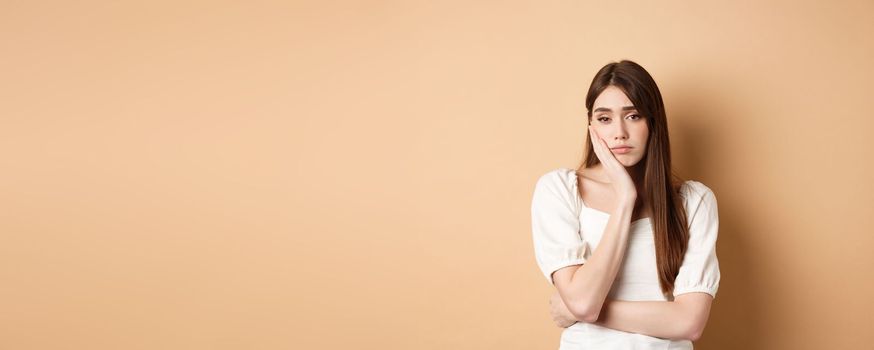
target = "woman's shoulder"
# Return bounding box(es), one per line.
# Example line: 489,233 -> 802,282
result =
532,167 -> 581,205
679,179 -> 717,206
535,167 -> 577,187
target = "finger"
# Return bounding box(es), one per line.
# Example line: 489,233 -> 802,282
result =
591,128 -> 612,162
588,127 -> 603,158
589,127 -> 611,163
589,127 -> 621,168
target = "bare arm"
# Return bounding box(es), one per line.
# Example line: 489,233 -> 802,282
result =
552,199 -> 636,322
549,291 -> 714,341
595,293 -> 714,341
551,126 -> 639,322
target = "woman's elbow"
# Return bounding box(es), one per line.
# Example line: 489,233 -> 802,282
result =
675,295 -> 713,342
685,330 -> 703,342
567,302 -> 601,323
682,320 -> 707,342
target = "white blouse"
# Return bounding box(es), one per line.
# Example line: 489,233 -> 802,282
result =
531,168 -> 720,350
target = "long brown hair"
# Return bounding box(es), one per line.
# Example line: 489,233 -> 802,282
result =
577,60 -> 689,298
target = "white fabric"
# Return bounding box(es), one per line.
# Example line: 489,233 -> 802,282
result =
531,168 -> 721,349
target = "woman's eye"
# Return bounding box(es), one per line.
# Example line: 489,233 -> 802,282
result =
597,117 -> 610,123
627,114 -> 640,120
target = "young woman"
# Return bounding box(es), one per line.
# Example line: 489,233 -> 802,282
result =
530,60 -> 720,349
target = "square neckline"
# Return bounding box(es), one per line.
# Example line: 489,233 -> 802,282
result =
569,169 -> 651,226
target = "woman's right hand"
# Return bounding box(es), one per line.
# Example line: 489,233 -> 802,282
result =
588,126 -> 637,201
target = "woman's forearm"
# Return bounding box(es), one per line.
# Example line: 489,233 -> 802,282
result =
594,297 -> 708,341
556,201 -> 635,322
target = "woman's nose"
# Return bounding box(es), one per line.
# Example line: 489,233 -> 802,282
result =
612,123 -> 628,140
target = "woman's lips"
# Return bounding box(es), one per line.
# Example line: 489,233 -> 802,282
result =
611,147 -> 632,154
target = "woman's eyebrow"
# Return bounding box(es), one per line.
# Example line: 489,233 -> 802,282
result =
593,106 -> 637,113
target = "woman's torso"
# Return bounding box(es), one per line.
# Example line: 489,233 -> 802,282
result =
561,167 -> 694,350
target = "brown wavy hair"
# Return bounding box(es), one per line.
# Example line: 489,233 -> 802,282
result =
577,60 -> 689,298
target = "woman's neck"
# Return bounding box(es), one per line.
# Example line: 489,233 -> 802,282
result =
586,161 -> 647,196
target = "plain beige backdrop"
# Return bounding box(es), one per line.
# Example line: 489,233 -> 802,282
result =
2,1 -> 873,349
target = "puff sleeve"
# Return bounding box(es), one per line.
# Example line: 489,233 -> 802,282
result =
673,181 -> 721,298
531,170 -> 589,285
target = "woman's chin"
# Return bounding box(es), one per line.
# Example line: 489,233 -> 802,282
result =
619,158 -> 643,168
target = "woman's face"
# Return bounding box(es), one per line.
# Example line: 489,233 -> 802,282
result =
590,85 -> 649,167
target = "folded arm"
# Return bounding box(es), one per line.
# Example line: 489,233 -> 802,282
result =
595,292 -> 713,341
551,201 -> 637,323
550,291 -> 713,341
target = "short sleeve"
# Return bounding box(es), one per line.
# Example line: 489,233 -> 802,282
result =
673,181 -> 721,298
531,169 -> 589,285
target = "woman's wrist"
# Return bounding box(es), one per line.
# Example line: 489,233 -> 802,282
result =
617,197 -> 637,210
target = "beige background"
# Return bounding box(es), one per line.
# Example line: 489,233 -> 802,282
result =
2,1 -> 873,349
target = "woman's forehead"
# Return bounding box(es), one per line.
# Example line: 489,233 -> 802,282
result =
593,86 -> 635,110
